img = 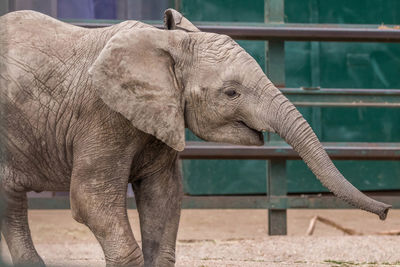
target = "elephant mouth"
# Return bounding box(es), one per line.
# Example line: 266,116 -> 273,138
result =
237,121 -> 264,144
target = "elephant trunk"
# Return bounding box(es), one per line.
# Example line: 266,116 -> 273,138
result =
262,85 -> 391,220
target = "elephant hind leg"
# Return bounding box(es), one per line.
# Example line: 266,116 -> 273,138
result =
1,168 -> 45,266
70,148 -> 144,267
70,175 -> 144,267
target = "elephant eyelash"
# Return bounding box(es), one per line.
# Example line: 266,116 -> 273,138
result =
224,89 -> 240,98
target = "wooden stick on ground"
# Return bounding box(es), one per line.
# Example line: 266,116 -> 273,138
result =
306,216 -> 318,236
375,230 -> 400,236
306,216 -> 362,235
306,215 -> 400,236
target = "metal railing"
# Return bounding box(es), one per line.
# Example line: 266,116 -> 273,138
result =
71,21 -> 400,42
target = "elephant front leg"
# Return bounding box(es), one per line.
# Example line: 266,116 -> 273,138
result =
133,160 -> 183,267
70,149 -> 144,267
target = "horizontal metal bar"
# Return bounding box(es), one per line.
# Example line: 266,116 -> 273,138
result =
27,195 -> 400,209
180,142 -> 400,160
28,197 -> 71,209
198,25 -> 400,42
69,21 -> 400,42
182,195 -> 400,209
282,88 -> 400,107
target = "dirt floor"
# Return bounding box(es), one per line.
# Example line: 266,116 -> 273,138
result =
1,209 -> 400,266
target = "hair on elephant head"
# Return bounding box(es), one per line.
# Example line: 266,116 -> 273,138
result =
89,9 -> 391,220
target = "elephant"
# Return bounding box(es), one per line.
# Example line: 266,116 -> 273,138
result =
0,8 -> 391,267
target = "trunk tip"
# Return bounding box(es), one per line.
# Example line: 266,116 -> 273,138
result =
378,204 -> 391,220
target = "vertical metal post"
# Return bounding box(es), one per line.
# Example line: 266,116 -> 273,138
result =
50,0 -> 57,18
265,0 -> 287,235
174,0 -> 181,11
0,0 -> 11,14
309,0 -> 322,137
265,0 -> 285,142
268,160 -> 287,235
265,0 -> 285,88
116,0 -> 128,19
8,0 -> 14,11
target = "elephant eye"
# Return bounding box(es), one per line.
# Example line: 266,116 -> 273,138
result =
224,89 -> 239,98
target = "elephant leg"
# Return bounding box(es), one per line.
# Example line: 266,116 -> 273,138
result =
70,149 -> 143,267
1,168 -> 44,266
133,160 -> 183,267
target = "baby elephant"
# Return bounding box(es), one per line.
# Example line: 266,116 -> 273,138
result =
0,8 -> 390,267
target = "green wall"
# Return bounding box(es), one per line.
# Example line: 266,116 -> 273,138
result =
181,0 -> 400,195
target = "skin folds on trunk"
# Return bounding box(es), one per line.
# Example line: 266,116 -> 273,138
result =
266,87 -> 391,220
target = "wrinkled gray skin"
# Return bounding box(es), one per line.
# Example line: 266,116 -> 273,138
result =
0,8 -> 391,267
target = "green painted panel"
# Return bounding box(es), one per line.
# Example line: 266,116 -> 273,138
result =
286,0 -> 400,24
182,159 -> 267,195
180,0 -> 264,22
285,0 -> 400,193
182,0 -> 400,195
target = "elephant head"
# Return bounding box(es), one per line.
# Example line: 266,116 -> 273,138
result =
89,9 -> 391,219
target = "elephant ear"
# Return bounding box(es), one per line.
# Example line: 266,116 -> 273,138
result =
89,28 -> 185,151
164,8 -> 200,32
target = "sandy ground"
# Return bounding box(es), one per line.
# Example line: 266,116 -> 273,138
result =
1,209 -> 400,266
